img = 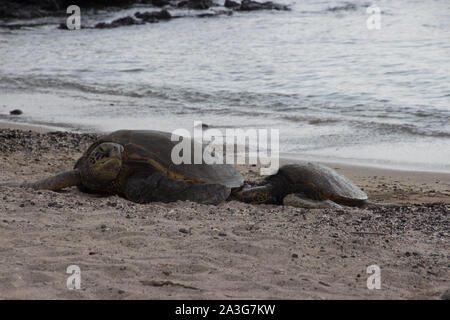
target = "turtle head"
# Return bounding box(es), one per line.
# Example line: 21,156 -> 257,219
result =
86,142 -> 124,182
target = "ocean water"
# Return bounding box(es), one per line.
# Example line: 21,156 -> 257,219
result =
0,0 -> 449,172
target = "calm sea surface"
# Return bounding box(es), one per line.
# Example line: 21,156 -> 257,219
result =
0,0 -> 449,172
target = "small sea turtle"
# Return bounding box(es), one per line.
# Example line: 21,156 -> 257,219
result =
0,130 -> 376,208
235,163 -> 370,208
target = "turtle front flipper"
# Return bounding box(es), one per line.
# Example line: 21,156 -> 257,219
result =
0,169 -> 81,191
124,173 -> 231,205
232,184 -> 279,204
233,173 -> 290,204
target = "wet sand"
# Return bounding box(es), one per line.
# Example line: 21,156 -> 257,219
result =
0,125 -> 448,299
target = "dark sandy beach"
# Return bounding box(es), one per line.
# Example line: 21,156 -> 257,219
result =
0,124 -> 448,299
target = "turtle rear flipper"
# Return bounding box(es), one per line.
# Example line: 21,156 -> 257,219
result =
361,200 -> 397,208
283,193 -> 343,209
0,169 -> 81,191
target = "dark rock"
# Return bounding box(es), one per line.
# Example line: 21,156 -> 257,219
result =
155,9 -> 172,20
196,10 -> 233,18
134,12 -> 159,23
95,16 -> 143,29
238,0 -> 290,11
135,9 -> 172,22
9,109 -> 23,115
224,0 -> 240,8
178,0 -> 214,10
151,0 -> 170,7
94,22 -> 107,29
111,16 -> 141,26
0,0 -> 138,20
0,1 -> 51,19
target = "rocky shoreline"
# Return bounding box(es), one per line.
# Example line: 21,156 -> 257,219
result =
0,0 -> 136,20
83,1 -> 290,30
0,0 -> 290,23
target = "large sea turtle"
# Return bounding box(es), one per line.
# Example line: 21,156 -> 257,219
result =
0,130 -> 375,208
